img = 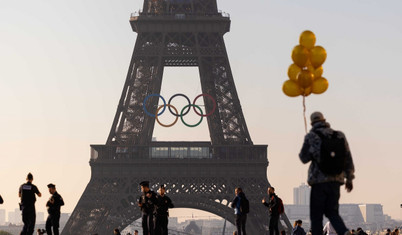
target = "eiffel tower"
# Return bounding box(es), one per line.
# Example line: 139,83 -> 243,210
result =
62,1 -> 292,234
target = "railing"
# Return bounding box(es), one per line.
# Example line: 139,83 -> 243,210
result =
129,10 -> 230,19
90,142 -> 267,162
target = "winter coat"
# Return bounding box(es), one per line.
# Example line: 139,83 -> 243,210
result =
299,121 -> 355,185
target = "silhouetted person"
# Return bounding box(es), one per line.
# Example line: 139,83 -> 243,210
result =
0,194 -> 3,204
138,181 -> 157,235
155,184 -> 174,235
292,220 -> 306,235
114,228 -> 121,235
231,187 -> 248,235
19,172 -> 41,235
262,187 -> 280,235
300,112 -> 355,235
386,229 -> 392,235
45,183 -> 64,235
356,227 -> 367,235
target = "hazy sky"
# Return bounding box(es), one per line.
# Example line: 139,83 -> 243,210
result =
1,0 -> 402,223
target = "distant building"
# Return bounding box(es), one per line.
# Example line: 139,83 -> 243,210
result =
338,204 -> 365,228
285,203 -> 387,231
0,209 -> 5,225
8,208 -> 21,225
293,183 -> 310,205
284,205 -> 310,228
358,204 -> 384,224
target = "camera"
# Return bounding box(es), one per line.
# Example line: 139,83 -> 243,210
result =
37,229 -> 46,235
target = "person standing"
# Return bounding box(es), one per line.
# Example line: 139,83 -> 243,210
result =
262,187 -> 280,235
113,228 -> 121,235
231,187 -> 248,235
155,184 -> 174,235
386,229 -> 392,235
19,172 -> 42,235
299,112 -> 355,235
138,181 -> 157,235
45,183 -> 64,235
292,220 -> 306,235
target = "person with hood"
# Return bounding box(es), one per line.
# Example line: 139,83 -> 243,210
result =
299,112 -> 355,235
231,187 -> 248,235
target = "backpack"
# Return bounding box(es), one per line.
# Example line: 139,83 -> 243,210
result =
277,196 -> 284,214
314,130 -> 347,176
240,197 -> 250,214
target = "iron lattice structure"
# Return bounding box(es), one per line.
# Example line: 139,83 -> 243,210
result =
62,1 -> 292,234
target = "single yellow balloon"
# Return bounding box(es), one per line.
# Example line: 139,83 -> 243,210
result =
312,77 -> 329,94
299,30 -> 316,50
291,45 -> 309,68
302,86 -> 312,97
288,64 -> 302,82
297,70 -> 314,88
314,66 -> 323,78
283,80 -> 302,97
307,64 -> 315,74
310,46 -> 327,68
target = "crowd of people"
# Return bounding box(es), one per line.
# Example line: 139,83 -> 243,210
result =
287,220 -> 400,235
0,111 -> 361,235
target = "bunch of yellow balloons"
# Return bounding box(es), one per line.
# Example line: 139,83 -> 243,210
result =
283,30 -> 329,97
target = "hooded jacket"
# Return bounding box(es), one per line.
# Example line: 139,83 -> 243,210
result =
299,121 -> 355,185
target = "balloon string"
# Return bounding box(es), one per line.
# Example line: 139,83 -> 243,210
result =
303,95 -> 307,134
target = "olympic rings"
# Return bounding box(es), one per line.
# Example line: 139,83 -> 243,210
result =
156,104 -> 179,127
143,94 -> 166,118
143,93 -> 216,127
168,93 -> 191,117
193,93 -> 216,117
180,104 -> 203,128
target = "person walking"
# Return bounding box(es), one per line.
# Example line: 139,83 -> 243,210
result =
138,181 -> 157,235
231,187 -> 248,235
299,112 -> 355,235
155,184 -> 174,235
292,220 -> 306,235
19,172 -> 42,235
262,187 -> 280,235
45,183 -> 64,235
